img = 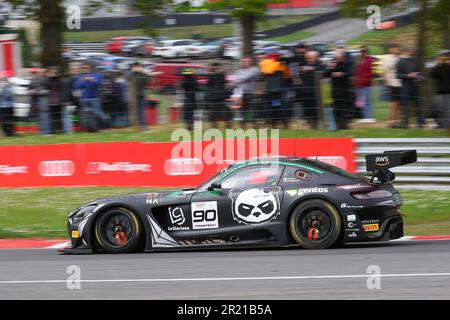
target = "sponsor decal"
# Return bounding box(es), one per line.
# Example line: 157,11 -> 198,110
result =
287,187 -> 329,197
283,177 -> 299,183
164,158 -> 203,176
229,187 -> 281,225
348,231 -> 357,238
297,187 -> 329,196
375,156 -> 390,167
191,201 -> 219,230
341,203 -> 364,209
348,222 -> 356,228
85,162 -> 151,174
347,214 -> 356,222
146,193 -> 162,205
0,165 -> 28,175
71,231 -> 79,238
39,160 -> 75,177
168,207 -> 189,231
363,223 -> 380,232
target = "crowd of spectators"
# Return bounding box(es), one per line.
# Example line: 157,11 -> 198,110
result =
0,42 -> 449,136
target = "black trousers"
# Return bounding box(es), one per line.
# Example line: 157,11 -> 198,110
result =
49,105 -> 63,134
0,107 -> 15,136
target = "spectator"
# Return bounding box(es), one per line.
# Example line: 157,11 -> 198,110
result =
325,49 -> 354,130
113,70 -> 129,127
74,63 -> 106,131
206,62 -> 231,128
298,51 -> 322,129
430,50 -> 450,129
355,46 -> 375,122
0,71 -> 14,136
59,67 -> 74,134
233,57 -> 260,126
396,47 -> 424,128
29,68 -> 51,135
44,66 -> 64,133
98,68 -> 117,128
260,52 -> 292,128
180,68 -> 199,131
382,43 -> 402,128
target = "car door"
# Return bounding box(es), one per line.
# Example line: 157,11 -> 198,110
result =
190,165 -> 285,232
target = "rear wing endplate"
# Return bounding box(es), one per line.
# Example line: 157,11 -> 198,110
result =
365,150 -> 417,183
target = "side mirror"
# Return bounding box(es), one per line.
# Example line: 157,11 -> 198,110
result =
208,181 -> 222,191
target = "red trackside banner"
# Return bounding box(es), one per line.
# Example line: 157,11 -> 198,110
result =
0,138 -> 356,188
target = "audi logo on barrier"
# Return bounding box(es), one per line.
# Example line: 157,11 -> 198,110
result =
39,160 -> 75,177
164,158 -> 203,176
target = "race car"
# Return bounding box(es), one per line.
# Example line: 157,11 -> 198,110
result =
62,150 -> 417,254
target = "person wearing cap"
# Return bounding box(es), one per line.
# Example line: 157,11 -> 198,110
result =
396,46 -> 424,128
0,71 -> 15,136
355,46 -> 375,123
382,43 -> 402,128
431,50 -> 450,129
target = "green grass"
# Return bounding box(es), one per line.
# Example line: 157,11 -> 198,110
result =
1,128 -> 448,146
266,31 -> 314,43
0,187 -> 448,238
64,15 -> 317,42
349,24 -> 442,58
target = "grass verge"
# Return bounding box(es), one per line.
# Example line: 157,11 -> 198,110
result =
0,127 -> 448,146
348,24 -> 442,58
65,15 -> 316,42
0,187 -> 447,238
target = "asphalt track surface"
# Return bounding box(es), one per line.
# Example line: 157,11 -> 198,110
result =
1,240 -> 450,299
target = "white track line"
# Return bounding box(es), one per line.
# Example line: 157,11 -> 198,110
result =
2,272 -> 450,284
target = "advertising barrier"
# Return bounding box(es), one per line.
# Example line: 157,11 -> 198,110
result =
0,138 -> 355,187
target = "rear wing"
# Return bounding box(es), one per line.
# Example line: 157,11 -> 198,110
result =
365,150 -> 417,183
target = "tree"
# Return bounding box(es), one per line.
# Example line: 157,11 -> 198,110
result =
207,0 -> 286,57
38,0 -> 64,67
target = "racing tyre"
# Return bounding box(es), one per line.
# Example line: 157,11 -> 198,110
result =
94,207 -> 143,253
289,199 -> 341,249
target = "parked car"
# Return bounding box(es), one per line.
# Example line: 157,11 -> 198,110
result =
121,37 -> 153,56
152,39 -> 200,58
106,37 -> 130,54
98,56 -> 134,71
187,38 -> 236,59
149,63 -> 207,93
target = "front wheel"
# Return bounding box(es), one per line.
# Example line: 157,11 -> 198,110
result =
289,199 -> 342,249
94,207 -> 143,253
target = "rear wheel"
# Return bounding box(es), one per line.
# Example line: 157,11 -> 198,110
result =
94,207 -> 143,253
289,199 -> 341,249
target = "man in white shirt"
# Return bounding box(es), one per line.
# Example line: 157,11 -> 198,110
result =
382,43 -> 402,128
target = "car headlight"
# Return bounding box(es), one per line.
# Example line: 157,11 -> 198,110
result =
70,205 -> 96,225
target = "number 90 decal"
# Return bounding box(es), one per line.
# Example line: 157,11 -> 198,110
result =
191,202 -> 219,230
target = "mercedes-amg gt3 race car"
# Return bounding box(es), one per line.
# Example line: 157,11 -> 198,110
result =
62,150 -> 417,254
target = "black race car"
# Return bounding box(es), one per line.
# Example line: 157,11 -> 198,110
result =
62,150 -> 416,254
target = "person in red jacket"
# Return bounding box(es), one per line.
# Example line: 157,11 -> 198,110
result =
355,46 -> 375,122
